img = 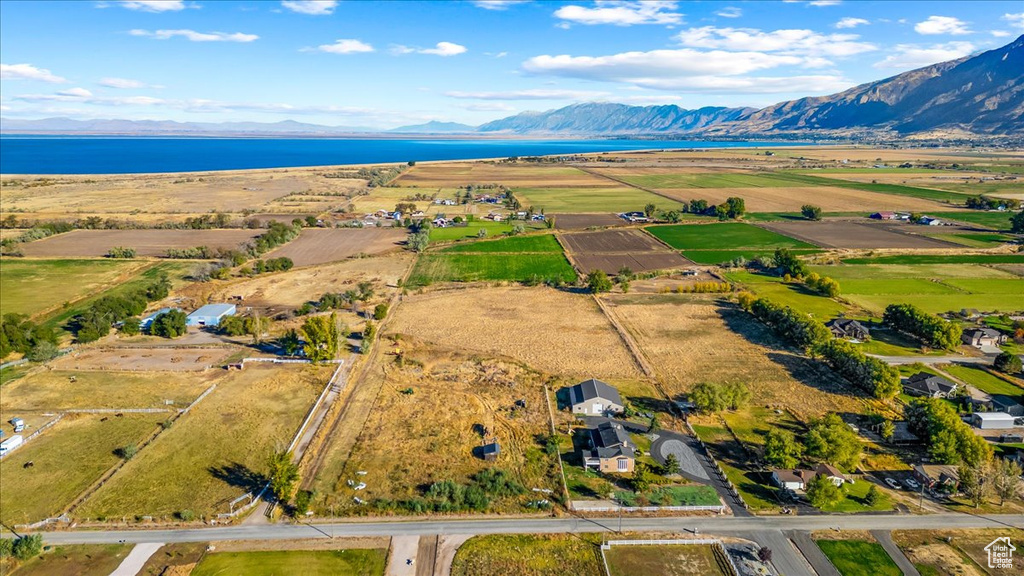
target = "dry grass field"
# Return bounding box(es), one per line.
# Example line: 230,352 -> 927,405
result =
262,228 -> 406,267
0,413 -> 162,525
893,529 -> 1024,576
49,346 -> 236,372
389,286 -> 640,379
19,229 -> 261,258
76,363 -> 327,518
759,221 -> 960,249
603,294 -> 868,419
0,369 -> 216,413
321,343 -> 560,513
552,213 -> 625,229
393,163 -> 610,188
605,544 -> 729,576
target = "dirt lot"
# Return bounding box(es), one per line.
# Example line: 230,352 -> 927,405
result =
552,213 -> 626,230
262,228 -> 407,267
19,229 -> 261,258
389,286 -> 640,379
50,346 -> 236,372
759,221 -> 962,249
603,294 -> 869,419
893,529 -> 1024,575
560,229 -> 691,274
319,342 -> 561,513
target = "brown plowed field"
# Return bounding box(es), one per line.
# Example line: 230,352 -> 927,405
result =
759,221 -> 961,249
573,252 -> 691,274
560,229 -> 691,274
262,227 -> 407,267
552,213 -> 625,230
19,229 -> 261,258
561,229 -> 666,253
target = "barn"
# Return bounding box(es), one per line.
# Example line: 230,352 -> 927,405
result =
186,303 -> 237,327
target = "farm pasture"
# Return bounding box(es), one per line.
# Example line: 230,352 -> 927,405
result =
76,364 -> 326,518
428,220 -> 545,242
18,229 -> 260,258
262,227 -> 406,267
388,287 -> 641,379
0,369 -> 215,413
393,163 -> 608,188
0,414 -> 162,524
49,346 -> 236,372
0,258 -> 152,318
408,252 -> 576,285
645,223 -> 815,250
560,229 -> 691,274
759,221 -> 960,249
721,271 -> 849,319
514,186 -> 670,213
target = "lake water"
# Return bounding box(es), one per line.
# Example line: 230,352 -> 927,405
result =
0,136 -> 801,174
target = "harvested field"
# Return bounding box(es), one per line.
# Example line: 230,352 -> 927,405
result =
604,294 -> 869,419
0,369 -> 215,412
50,346 -> 236,372
0,413 -> 162,524
514,186 -> 670,213
551,213 -> 625,230
77,363 -> 326,518
320,342 -> 560,513
393,163 -> 608,188
19,229 -> 260,258
759,221 -> 961,249
262,227 -> 406,267
389,287 -> 640,379
560,229 -> 691,274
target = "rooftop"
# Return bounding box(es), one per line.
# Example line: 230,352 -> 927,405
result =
570,378 -> 622,406
188,303 -> 237,318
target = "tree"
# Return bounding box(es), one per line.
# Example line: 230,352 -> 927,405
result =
959,462 -> 989,508
864,484 -> 881,507
586,269 -> 613,293
302,313 -> 340,363
994,351 -> 1022,375
27,341 -> 59,362
151,309 -> 188,338
631,461 -> 654,493
643,203 -> 657,218
408,230 -> 430,253
880,419 -> 896,442
219,315 -> 246,336
279,329 -> 301,356
764,428 -> 803,468
373,303 -> 389,321
12,534 -> 42,561
722,381 -> 750,410
120,318 -> 140,336
805,413 -> 862,471
689,382 -> 726,413
267,450 -> 300,503
1011,210 -> 1024,234
757,547 -> 773,563
801,204 -> 823,221
991,459 -> 1023,506
662,453 -> 680,475
806,474 -> 843,509
725,196 -> 746,219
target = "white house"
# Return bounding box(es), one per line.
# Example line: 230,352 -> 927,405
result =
564,378 -> 624,416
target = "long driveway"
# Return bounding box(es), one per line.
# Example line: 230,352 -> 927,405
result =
19,514 -> 1024,545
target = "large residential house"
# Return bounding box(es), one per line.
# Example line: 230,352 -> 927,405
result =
962,327 -> 1008,347
826,319 -> 870,341
565,378 -> 624,416
770,463 -> 851,492
913,464 -> 959,491
903,373 -> 958,399
582,422 -> 635,474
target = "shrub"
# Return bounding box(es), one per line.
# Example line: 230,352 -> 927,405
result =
176,509 -> 195,522
26,341 -> 59,362
150,309 -> 188,338
12,534 -> 42,560
106,246 -> 136,258
373,303 -> 389,321
994,351 -> 1022,374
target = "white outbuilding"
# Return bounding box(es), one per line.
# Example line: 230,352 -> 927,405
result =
971,412 -> 1017,430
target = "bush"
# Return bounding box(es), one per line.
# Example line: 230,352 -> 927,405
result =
12,534 -> 43,560
994,351 -> 1022,374
106,246 -> 136,258
117,444 -> 138,459
0,538 -> 12,558
176,509 -> 195,522
586,269 -> 613,293
373,303 -> 389,320
150,309 -> 188,338
120,318 -> 140,336
26,341 -> 59,362
801,204 -> 823,221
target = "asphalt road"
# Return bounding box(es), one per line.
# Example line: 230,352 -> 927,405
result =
21,513 -> 1024,546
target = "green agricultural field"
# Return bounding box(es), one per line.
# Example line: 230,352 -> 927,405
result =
682,249 -> 820,265
840,254 -> 1024,265
617,172 -> 801,189
0,258 -> 151,318
451,535 -> 603,576
6,544 -> 132,576
776,172 -> 969,203
923,232 -> 1017,248
743,211 -> 870,222
191,549 -> 388,576
428,220 -> 545,243
514,186 -> 670,213
408,252 -> 576,285
722,270 -> 849,318
0,414 -> 161,525
816,539 -> 901,576
940,365 -> 1023,399
439,233 -> 562,253
646,223 -> 816,250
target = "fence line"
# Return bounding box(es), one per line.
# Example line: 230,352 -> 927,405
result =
574,504 -> 726,513
67,408 -> 171,414
0,414 -> 65,460
288,361 -> 345,453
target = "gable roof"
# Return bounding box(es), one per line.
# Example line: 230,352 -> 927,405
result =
826,318 -> 869,336
569,378 -> 622,406
905,372 -> 958,395
589,422 -> 635,460
815,462 -> 848,480
964,327 -> 1002,339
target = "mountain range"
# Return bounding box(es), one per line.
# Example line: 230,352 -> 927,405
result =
3,35 -> 1021,138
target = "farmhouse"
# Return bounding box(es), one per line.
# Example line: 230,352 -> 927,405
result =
919,216 -> 942,226
139,307 -> 182,330
870,211 -> 897,220
582,422 -> 635,474
565,378 -> 624,416
961,327 -> 1007,347
186,303 -> 237,327
826,318 -> 870,340
971,412 -> 1017,430
913,464 -> 959,491
903,373 -> 958,398
770,463 -> 851,492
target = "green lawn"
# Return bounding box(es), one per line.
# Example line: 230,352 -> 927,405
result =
646,223 -> 816,250
940,365 -> 1023,399
407,252 -> 576,285
428,220 -> 545,243
722,271 -> 848,318
191,549 -> 387,576
690,423 -> 780,512
939,211 -> 1020,231
439,233 -> 562,253
0,258 -> 150,318
514,186 -> 670,213
816,539 -> 901,576
819,479 -> 894,513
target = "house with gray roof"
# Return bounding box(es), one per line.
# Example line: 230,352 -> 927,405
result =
903,372 -> 958,399
826,318 -> 870,341
962,327 -> 1007,347
582,422 -> 635,474
565,378 -> 624,416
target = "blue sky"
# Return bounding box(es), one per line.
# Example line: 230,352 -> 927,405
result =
1,0 -> 1021,128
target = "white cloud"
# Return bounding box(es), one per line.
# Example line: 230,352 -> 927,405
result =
281,1 -> 338,15
808,0 -> 841,6
835,17 -> 868,29
0,63 -> 68,83
15,91 -> 164,105
129,29 -> 259,42
470,1 -> 530,10
676,26 -> 876,58
392,42 -> 467,56
716,6 -> 742,18
554,1 -> 683,27
315,39 -> 375,54
914,16 -> 971,36
446,88 -> 610,100
458,102 -> 517,112
873,41 -> 975,69
115,1 -> 187,11
57,87 -> 93,98
1003,13 -> 1024,30
99,77 -> 159,89
991,30 -> 1011,38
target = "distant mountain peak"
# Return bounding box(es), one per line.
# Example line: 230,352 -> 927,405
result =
388,120 -> 477,133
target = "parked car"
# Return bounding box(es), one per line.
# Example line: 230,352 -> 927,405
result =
884,477 -> 902,490
904,478 -> 920,490
11,418 -> 24,433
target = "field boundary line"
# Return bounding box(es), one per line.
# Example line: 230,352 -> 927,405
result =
575,166 -> 685,206
543,384 -> 572,511
591,295 -> 655,378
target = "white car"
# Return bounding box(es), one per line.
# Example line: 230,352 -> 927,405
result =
904,478 -> 920,490
884,477 -> 902,490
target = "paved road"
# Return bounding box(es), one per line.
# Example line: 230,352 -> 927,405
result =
788,531 -> 840,576
387,535 -> 419,576
869,355 -> 992,366
739,530 -> 813,576
871,530 -> 921,576
20,514 -> 1023,546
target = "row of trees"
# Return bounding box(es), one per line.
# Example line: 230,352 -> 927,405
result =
906,398 -> 993,467
964,195 -> 1020,210
804,272 -> 841,298
764,413 -> 863,472
689,381 -> 751,413
0,313 -> 59,360
883,303 -> 962,350
72,275 -> 171,343
738,293 -> 831,350
816,339 -> 902,400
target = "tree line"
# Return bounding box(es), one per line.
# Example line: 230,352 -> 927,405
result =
883,303 -> 962,350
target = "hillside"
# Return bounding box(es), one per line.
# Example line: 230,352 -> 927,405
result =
476,102 -> 753,134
